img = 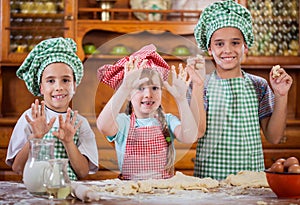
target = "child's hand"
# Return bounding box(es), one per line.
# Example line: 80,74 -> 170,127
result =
186,54 -> 205,86
25,99 -> 55,139
269,66 -> 293,96
122,56 -> 149,91
164,64 -> 190,101
52,108 -> 82,144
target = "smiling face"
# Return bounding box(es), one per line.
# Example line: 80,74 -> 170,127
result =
130,69 -> 163,119
40,63 -> 76,112
208,27 -> 248,78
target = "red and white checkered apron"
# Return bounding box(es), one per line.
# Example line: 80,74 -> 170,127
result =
121,114 -> 172,180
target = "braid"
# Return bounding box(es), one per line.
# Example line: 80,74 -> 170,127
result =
157,106 -> 175,174
125,102 -> 133,115
157,106 -> 170,144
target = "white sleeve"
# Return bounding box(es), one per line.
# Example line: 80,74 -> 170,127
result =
5,110 -> 32,166
77,115 -> 99,173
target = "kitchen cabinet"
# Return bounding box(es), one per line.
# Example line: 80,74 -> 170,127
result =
0,0 -> 76,63
0,0 -> 300,181
1,0 -> 299,64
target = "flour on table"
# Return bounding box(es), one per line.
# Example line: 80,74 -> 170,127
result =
256,201 -> 268,205
143,171 -> 219,190
223,171 -> 269,188
91,171 -> 219,196
72,171 -> 271,202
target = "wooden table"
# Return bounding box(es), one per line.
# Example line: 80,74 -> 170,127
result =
1,181 -> 300,205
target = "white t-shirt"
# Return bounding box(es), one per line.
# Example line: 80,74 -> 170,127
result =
6,107 -> 99,174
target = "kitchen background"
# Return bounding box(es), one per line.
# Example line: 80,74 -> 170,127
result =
0,0 -> 299,180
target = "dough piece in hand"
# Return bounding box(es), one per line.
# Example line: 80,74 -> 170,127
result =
195,54 -> 205,70
272,65 -> 281,78
187,54 -> 205,70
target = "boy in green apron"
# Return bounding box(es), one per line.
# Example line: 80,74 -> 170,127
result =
189,0 -> 293,180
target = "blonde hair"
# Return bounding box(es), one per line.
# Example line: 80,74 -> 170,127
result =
125,68 -> 175,174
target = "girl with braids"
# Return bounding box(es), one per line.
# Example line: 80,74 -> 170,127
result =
96,44 -> 203,180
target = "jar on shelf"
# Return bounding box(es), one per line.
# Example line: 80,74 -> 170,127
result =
247,0 -> 299,56
14,34 -> 28,53
10,0 -> 20,14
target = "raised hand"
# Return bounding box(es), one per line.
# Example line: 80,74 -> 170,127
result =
186,54 -> 205,86
52,108 -> 82,144
164,64 -> 190,101
269,66 -> 293,97
122,56 -> 149,91
25,99 -> 55,139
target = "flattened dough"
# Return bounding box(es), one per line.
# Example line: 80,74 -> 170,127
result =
223,171 -> 269,188
89,171 -> 219,196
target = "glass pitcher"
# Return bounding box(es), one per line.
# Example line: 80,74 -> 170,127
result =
44,158 -> 71,200
23,138 -> 55,195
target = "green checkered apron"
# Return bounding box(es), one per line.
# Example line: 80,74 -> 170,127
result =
194,71 -> 264,180
43,123 -> 79,181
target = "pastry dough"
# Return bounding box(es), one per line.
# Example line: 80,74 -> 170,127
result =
223,171 -> 269,188
138,171 -> 219,191
272,65 -> 281,78
72,171 -> 270,202
187,54 -> 205,70
75,172 -> 219,197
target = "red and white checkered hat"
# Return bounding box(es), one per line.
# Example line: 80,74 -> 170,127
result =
97,44 -> 170,89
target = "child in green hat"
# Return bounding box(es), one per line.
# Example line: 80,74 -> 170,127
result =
188,0 -> 293,180
6,37 -> 99,180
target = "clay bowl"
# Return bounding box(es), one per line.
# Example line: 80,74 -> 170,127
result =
265,170 -> 300,198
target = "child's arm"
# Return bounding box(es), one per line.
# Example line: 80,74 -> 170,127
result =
52,108 -> 90,179
96,57 -> 148,137
261,66 -> 293,144
186,55 -> 206,138
11,141 -> 30,175
164,65 -> 198,144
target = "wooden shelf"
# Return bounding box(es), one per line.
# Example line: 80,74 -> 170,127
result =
6,26 -> 68,30
84,54 -> 210,60
78,8 -> 201,21
10,13 -> 64,18
243,56 -> 300,66
76,19 -> 199,60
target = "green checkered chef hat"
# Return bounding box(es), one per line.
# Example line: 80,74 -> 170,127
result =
16,37 -> 83,96
194,0 -> 254,51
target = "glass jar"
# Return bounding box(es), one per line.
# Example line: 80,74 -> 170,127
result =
44,159 -> 71,199
23,138 -> 55,195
